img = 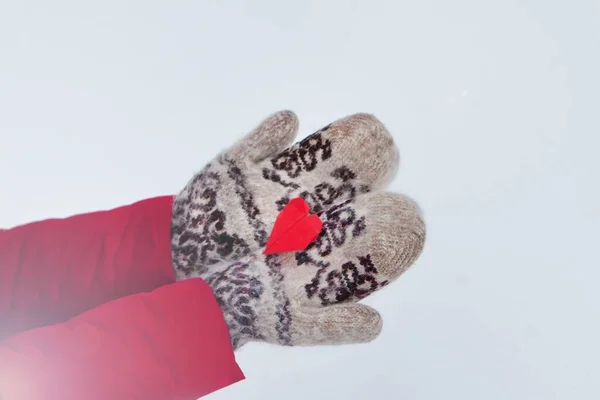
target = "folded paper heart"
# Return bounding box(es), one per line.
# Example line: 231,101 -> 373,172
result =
263,198 -> 323,255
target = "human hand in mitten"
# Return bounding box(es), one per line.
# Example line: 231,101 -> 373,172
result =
172,112 -> 425,348
171,111 -> 400,277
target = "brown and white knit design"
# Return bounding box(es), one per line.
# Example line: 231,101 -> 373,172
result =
171,111 -> 425,348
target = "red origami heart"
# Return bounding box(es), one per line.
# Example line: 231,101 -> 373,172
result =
263,197 -> 323,255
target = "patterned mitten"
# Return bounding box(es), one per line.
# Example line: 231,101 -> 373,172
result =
172,111 -> 425,348
172,111 -> 400,275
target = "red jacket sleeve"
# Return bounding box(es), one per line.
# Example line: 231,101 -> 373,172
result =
0,278 -> 245,400
0,196 -> 176,341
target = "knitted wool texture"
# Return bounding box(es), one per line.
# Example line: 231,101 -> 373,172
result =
171,111 -> 425,348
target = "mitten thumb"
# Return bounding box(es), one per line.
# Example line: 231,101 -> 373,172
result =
226,110 -> 299,162
291,303 -> 383,346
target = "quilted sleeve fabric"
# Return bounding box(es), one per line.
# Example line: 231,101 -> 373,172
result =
0,196 -> 176,341
0,278 -> 245,400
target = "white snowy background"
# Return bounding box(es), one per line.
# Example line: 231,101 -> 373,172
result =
1,1 -> 599,399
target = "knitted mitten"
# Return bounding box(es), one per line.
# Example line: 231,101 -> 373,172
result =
172,111 -> 400,275
204,191 -> 423,348
171,111 -> 425,348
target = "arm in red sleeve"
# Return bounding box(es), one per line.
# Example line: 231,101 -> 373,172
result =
0,196 -> 176,341
0,278 -> 245,400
